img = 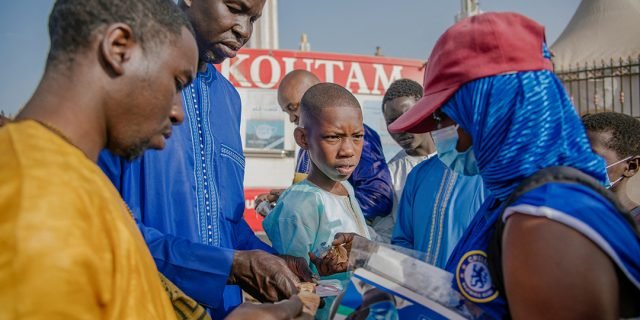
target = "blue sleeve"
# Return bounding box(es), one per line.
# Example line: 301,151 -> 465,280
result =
391,166 -> 417,249
349,125 -> 394,220
98,150 -> 234,309
262,188 -> 323,266
233,218 -> 275,254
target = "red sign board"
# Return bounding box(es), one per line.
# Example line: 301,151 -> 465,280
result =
216,49 -> 425,95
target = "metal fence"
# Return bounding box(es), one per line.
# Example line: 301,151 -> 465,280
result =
555,55 -> 640,118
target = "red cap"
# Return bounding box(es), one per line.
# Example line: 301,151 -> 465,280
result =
389,12 -> 553,133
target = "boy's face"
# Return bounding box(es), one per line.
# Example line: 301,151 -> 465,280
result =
383,96 -> 432,155
298,106 -> 364,182
587,130 -> 628,191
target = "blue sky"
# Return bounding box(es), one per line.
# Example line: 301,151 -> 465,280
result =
0,0 -> 580,115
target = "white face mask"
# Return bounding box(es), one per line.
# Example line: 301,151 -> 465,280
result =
430,125 -> 479,176
604,156 -> 633,189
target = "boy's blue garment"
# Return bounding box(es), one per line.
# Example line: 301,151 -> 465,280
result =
263,180 -> 371,319
263,180 -> 370,270
391,157 -> 486,267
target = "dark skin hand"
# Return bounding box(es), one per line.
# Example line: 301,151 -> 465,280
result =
308,232 -> 360,276
278,254 -> 317,283
254,188 -> 285,209
225,296 -> 313,320
229,250 -> 300,302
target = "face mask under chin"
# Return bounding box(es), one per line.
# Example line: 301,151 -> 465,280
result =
604,155 -> 633,189
430,125 -> 480,176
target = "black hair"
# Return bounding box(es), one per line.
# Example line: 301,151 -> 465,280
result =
381,79 -> 423,111
582,112 -> 640,158
47,0 -> 194,65
300,83 -> 360,126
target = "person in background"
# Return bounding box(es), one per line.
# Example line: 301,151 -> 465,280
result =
98,0 -> 312,318
375,79 -> 436,242
258,70 -> 394,241
384,81 -> 486,267
0,0 -> 198,317
583,111 -> 640,221
263,83 -> 371,319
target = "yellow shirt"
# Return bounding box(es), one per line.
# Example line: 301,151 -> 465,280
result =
0,121 -> 175,319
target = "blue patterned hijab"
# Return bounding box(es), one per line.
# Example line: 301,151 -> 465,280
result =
440,68 -> 607,200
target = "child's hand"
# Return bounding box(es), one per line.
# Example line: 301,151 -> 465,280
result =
308,232 -> 362,275
308,245 -> 347,276
254,188 -> 284,208
308,250 -> 342,276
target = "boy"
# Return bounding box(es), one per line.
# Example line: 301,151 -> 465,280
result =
263,83 -> 371,318
377,79 -> 436,242
583,112 -> 640,221
263,83 -> 371,271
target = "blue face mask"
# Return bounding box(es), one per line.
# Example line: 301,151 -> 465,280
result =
431,125 -> 480,176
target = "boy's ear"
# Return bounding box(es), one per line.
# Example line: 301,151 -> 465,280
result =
624,156 -> 639,177
100,23 -> 136,76
294,127 -> 308,150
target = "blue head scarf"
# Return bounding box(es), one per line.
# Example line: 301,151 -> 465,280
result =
440,61 -> 607,200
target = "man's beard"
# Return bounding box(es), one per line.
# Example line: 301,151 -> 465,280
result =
121,138 -> 151,161
200,49 -> 223,65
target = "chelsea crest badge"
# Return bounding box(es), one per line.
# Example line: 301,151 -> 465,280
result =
456,250 -> 498,303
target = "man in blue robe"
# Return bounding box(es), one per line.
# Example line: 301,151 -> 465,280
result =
99,0 -> 309,318
391,157 -> 486,267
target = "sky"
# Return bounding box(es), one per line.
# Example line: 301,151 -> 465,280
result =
0,0 -> 581,116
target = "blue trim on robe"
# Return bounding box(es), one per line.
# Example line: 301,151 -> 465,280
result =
391,157 -> 486,268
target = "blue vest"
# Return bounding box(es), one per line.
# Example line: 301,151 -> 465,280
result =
445,182 -> 640,319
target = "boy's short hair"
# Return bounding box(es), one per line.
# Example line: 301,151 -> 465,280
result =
47,0 -> 194,65
582,112 -> 640,158
299,83 -> 361,127
382,79 -> 423,110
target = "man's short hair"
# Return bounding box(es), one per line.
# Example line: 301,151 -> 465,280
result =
47,0 -> 194,65
382,79 -> 423,111
583,111 -> 640,158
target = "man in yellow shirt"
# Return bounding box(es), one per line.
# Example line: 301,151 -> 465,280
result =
0,0 -> 316,318
0,0 -> 199,318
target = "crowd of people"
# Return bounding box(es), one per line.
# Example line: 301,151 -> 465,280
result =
0,0 -> 639,319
